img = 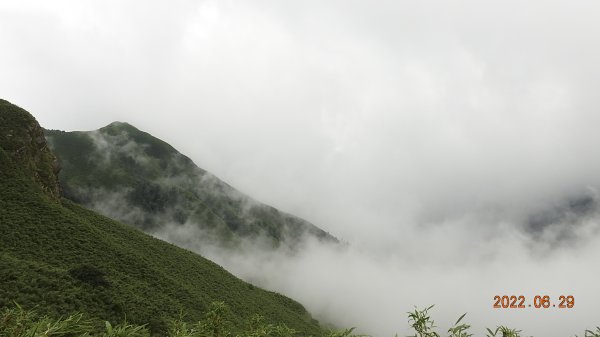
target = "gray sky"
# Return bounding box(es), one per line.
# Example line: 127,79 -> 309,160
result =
2,1 -> 600,336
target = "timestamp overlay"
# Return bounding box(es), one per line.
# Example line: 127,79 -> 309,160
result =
493,295 -> 574,309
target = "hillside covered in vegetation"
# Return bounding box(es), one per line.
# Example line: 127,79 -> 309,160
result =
44,122 -> 336,250
0,99 -> 323,336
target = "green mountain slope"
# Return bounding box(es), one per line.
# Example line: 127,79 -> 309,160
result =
0,99 -> 323,335
44,122 -> 337,249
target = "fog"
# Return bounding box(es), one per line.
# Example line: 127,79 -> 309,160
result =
153,196 -> 600,337
2,1 -> 600,336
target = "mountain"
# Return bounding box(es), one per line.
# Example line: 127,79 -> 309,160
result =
44,122 -> 337,250
0,99 -> 323,335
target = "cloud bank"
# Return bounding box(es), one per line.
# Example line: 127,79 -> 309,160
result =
154,194 -> 600,337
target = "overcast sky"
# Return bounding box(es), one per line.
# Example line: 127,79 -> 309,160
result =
2,1 -> 600,336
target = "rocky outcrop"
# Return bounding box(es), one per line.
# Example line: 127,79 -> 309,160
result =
0,99 -> 61,200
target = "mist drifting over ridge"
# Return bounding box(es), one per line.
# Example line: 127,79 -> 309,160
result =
3,0 -> 600,336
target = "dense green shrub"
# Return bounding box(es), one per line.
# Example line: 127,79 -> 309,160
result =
69,265 -> 110,287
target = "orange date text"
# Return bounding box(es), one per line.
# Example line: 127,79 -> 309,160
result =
493,295 -> 574,309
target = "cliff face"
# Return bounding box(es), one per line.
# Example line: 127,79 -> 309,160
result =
0,99 -> 61,199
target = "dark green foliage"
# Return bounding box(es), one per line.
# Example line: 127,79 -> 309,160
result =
577,327 -> 600,337
323,328 -> 364,337
485,327 -> 524,337
69,265 -> 110,287
126,181 -> 177,214
103,320 -> 150,337
44,122 -> 337,248
407,305 -> 440,337
447,313 -> 472,337
0,99 -> 323,336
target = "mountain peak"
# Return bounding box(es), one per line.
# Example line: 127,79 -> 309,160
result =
100,121 -> 139,134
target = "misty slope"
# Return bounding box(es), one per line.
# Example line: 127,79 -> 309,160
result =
0,99 -> 323,335
44,122 -> 337,249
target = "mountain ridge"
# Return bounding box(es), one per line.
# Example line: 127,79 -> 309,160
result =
44,121 -> 337,250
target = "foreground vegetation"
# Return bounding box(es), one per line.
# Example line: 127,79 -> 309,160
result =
0,302 -> 297,337
2,304 -> 598,337
406,305 -> 600,337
